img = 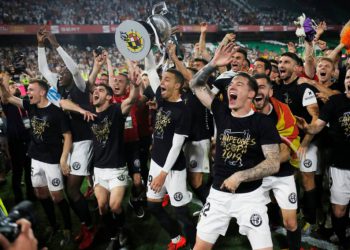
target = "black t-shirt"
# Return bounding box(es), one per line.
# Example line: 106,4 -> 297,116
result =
211,98 -> 280,193
91,103 -> 126,169
274,78 -> 318,138
2,102 -> 29,141
182,89 -> 213,141
151,96 -> 191,171
267,107 -> 295,177
58,83 -> 92,142
23,99 -> 70,164
319,94 -> 350,170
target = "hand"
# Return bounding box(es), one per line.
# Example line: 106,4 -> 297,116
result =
60,160 -> 70,176
146,99 -> 158,110
220,172 -> 243,192
297,145 -> 308,160
295,116 -> 308,130
316,40 -> 327,51
128,67 -> 142,88
200,22 -> 208,33
46,32 -> 60,49
167,43 -> 177,60
171,26 -> 179,35
79,109 -> 97,122
0,219 -> 38,250
150,171 -> 167,193
316,92 -> 329,103
211,42 -> 236,67
221,33 -> 236,46
37,27 -> 47,46
315,21 -> 327,41
287,42 -> 297,53
93,50 -> 107,68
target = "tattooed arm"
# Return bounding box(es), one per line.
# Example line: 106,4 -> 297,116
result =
190,42 -> 236,109
221,144 -> 280,192
189,63 -> 216,109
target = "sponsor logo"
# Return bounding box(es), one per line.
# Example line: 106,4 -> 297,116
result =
52,178 -> 61,187
174,192 -> 183,202
250,213 -> 262,227
288,192 -> 297,204
303,159 -> 312,168
72,162 -> 81,170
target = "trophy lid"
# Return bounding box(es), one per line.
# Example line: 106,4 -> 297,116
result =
115,20 -> 151,61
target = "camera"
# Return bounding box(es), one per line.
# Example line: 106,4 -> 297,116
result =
0,201 -> 35,242
94,46 -> 105,56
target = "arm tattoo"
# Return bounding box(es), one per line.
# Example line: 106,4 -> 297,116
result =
240,144 -> 280,182
189,63 -> 216,90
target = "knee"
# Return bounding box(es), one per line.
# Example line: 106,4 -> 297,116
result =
301,172 -> 315,189
283,217 -> 298,231
34,188 -> 49,199
190,173 -> 202,189
66,187 -> 81,201
133,173 -> 142,187
109,200 -> 122,213
333,207 -> 346,218
51,192 -> 63,204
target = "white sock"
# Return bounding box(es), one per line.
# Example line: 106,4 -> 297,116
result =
171,235 -> 181,243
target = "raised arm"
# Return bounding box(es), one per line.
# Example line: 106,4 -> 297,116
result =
37,28 -> 58,87
304,40 -> 316,79
121,68 -> 141,115
145,50 -> 161,94
88,50 -> 107,89
190,43 -> 235,109
46,33 -> 86,92
168,43 -> 193,82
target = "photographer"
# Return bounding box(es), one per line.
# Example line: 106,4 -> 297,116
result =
0,219 -> 37,250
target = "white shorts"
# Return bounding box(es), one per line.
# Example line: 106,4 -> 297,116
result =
262,175 -> 298,210
183,139 -> 210,173
300,143 -> 318,172
197,187 -> 272,249
147,160 -> 192,207
93,167 -> 128,191
67,140 -> 93,176
329,166 -> 350,206
31,159 -> 64,191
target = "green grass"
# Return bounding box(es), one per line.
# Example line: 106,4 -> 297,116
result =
0,173 -> 317,250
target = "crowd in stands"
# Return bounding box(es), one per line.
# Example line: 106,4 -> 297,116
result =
0,0 -> 343,26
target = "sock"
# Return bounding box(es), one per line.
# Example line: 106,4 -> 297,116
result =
40,198 -> 57,228
148,201 -> 180,239
287,227 -> 301,250
315,174 -> 323,207
57,199 -> 72,230
332,213 -> 347,246
70,197 -> 92,227
192,184 -> 209,205
171,235 -> 181,243
303,189 -> 317,224
267,202 -> 281,227
112,209 -> 125,229
174,206 -> 196,248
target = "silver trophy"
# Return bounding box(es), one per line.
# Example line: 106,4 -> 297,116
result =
115,2 -> 173,63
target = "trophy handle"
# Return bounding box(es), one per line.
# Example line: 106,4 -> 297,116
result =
152,2 -> 168,15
